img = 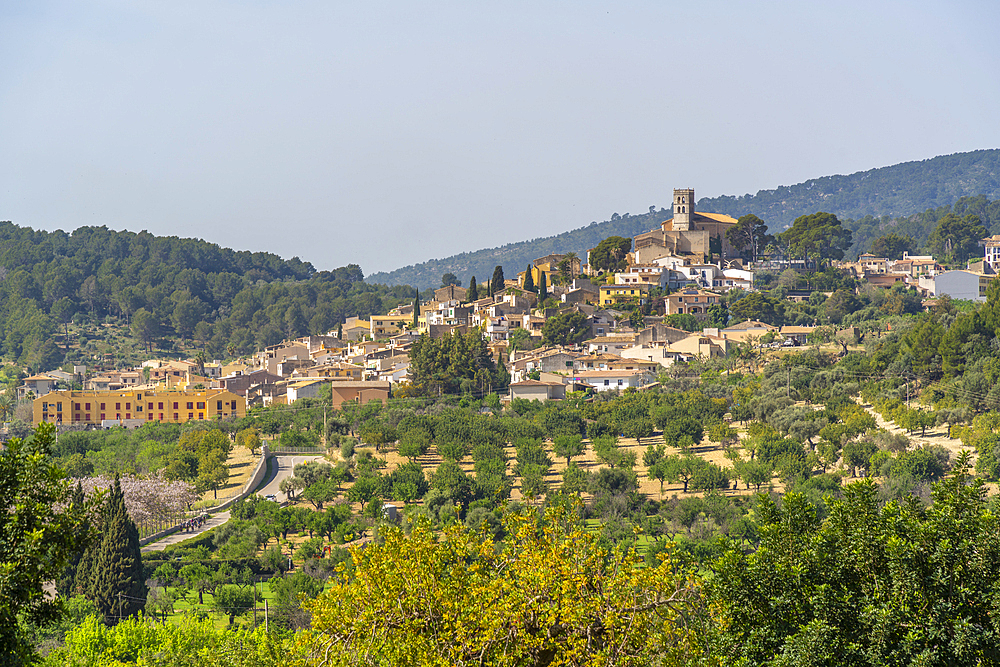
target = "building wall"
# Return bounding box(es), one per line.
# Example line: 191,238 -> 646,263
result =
329,384 -> 391,408
599,285 -> 649,306
932,271 -> 988,302
509,384 -> 557,402
34,388 -> 246,426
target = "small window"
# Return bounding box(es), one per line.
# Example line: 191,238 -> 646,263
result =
173,402 -> 179,410
187,402 -> 194,410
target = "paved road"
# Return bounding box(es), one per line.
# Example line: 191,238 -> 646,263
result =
141,454 -> 324,553
255,453 -> 324,502
141,511 -> 231,553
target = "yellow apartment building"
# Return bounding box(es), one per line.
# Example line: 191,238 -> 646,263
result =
34,388 -> 247,426
599,283 -> 650,307
370,315 -> 411,338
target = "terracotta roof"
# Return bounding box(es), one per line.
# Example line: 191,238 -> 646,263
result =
693,211 -> 738,224
587,335 -> 636,344
572,369 -> 647,377
724,320 -> 777,331
510,379 -> 565,386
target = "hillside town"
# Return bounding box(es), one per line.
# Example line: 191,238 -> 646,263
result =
21,187 -> 1000,429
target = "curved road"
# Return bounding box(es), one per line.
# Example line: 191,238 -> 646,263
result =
255,454 -> 324,502
141,453 -> 323,553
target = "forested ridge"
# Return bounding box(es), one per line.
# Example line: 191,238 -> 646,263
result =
0,222 -> 416,370
367,208 -> 668,290
370,149 -> 1000,289
701,148 -> 1000,230
843,193 -> 1000,258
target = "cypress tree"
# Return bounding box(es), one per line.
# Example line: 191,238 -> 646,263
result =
412,296 -> 421,328
468,276 -> 479,302
491,265 -> 505,295
539,272 -> 548,301
57,482 -> 89,598
337,322 -> 343,339
89,477 -> 147,624
523,266 -> 535,293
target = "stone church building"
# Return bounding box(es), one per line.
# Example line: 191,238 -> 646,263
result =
633,188 -> 738,264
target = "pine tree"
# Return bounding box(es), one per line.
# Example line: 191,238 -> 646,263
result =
523,266 -> 535,293
468,276 -> 479,302
538,272 -> 548,301
89,477 -> 147,624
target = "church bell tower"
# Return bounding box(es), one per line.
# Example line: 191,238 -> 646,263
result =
672,188 -> 694,231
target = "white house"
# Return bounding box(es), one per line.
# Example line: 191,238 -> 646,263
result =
571,369 -> 655,392
918,270 -> 993,302
619,344 -> 682,369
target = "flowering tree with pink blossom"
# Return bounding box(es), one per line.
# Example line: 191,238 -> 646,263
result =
76,472 -> 198,537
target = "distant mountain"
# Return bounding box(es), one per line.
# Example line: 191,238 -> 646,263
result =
698,149 -> 1000,229
368,149 -> 1000,289
367,209 -> 670,291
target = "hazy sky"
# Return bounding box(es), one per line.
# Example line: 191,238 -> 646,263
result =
2,1 -> 999,276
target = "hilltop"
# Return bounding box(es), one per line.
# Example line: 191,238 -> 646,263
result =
368,149 -> 1000,289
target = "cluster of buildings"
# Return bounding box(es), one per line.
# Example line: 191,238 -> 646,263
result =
26,188 -> 999,425
28,343 -> 394,428
839,235 -> 1000,303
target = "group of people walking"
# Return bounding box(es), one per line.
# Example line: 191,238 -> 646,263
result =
181,515 -> 208,533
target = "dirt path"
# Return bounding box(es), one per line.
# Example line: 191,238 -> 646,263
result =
857,400 -> 973,462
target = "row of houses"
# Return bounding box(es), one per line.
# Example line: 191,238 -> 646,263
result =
840,238 -> 1000,302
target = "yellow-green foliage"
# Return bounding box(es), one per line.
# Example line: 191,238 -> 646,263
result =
44,614 -> 304,667
302,503 -> 710,666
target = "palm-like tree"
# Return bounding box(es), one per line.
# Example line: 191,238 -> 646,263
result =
0,393 -> 13,422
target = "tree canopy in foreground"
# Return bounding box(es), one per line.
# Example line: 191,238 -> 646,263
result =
0,422 -> 93,666
304,501 -> 708,666
710,454 -> 1000,666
